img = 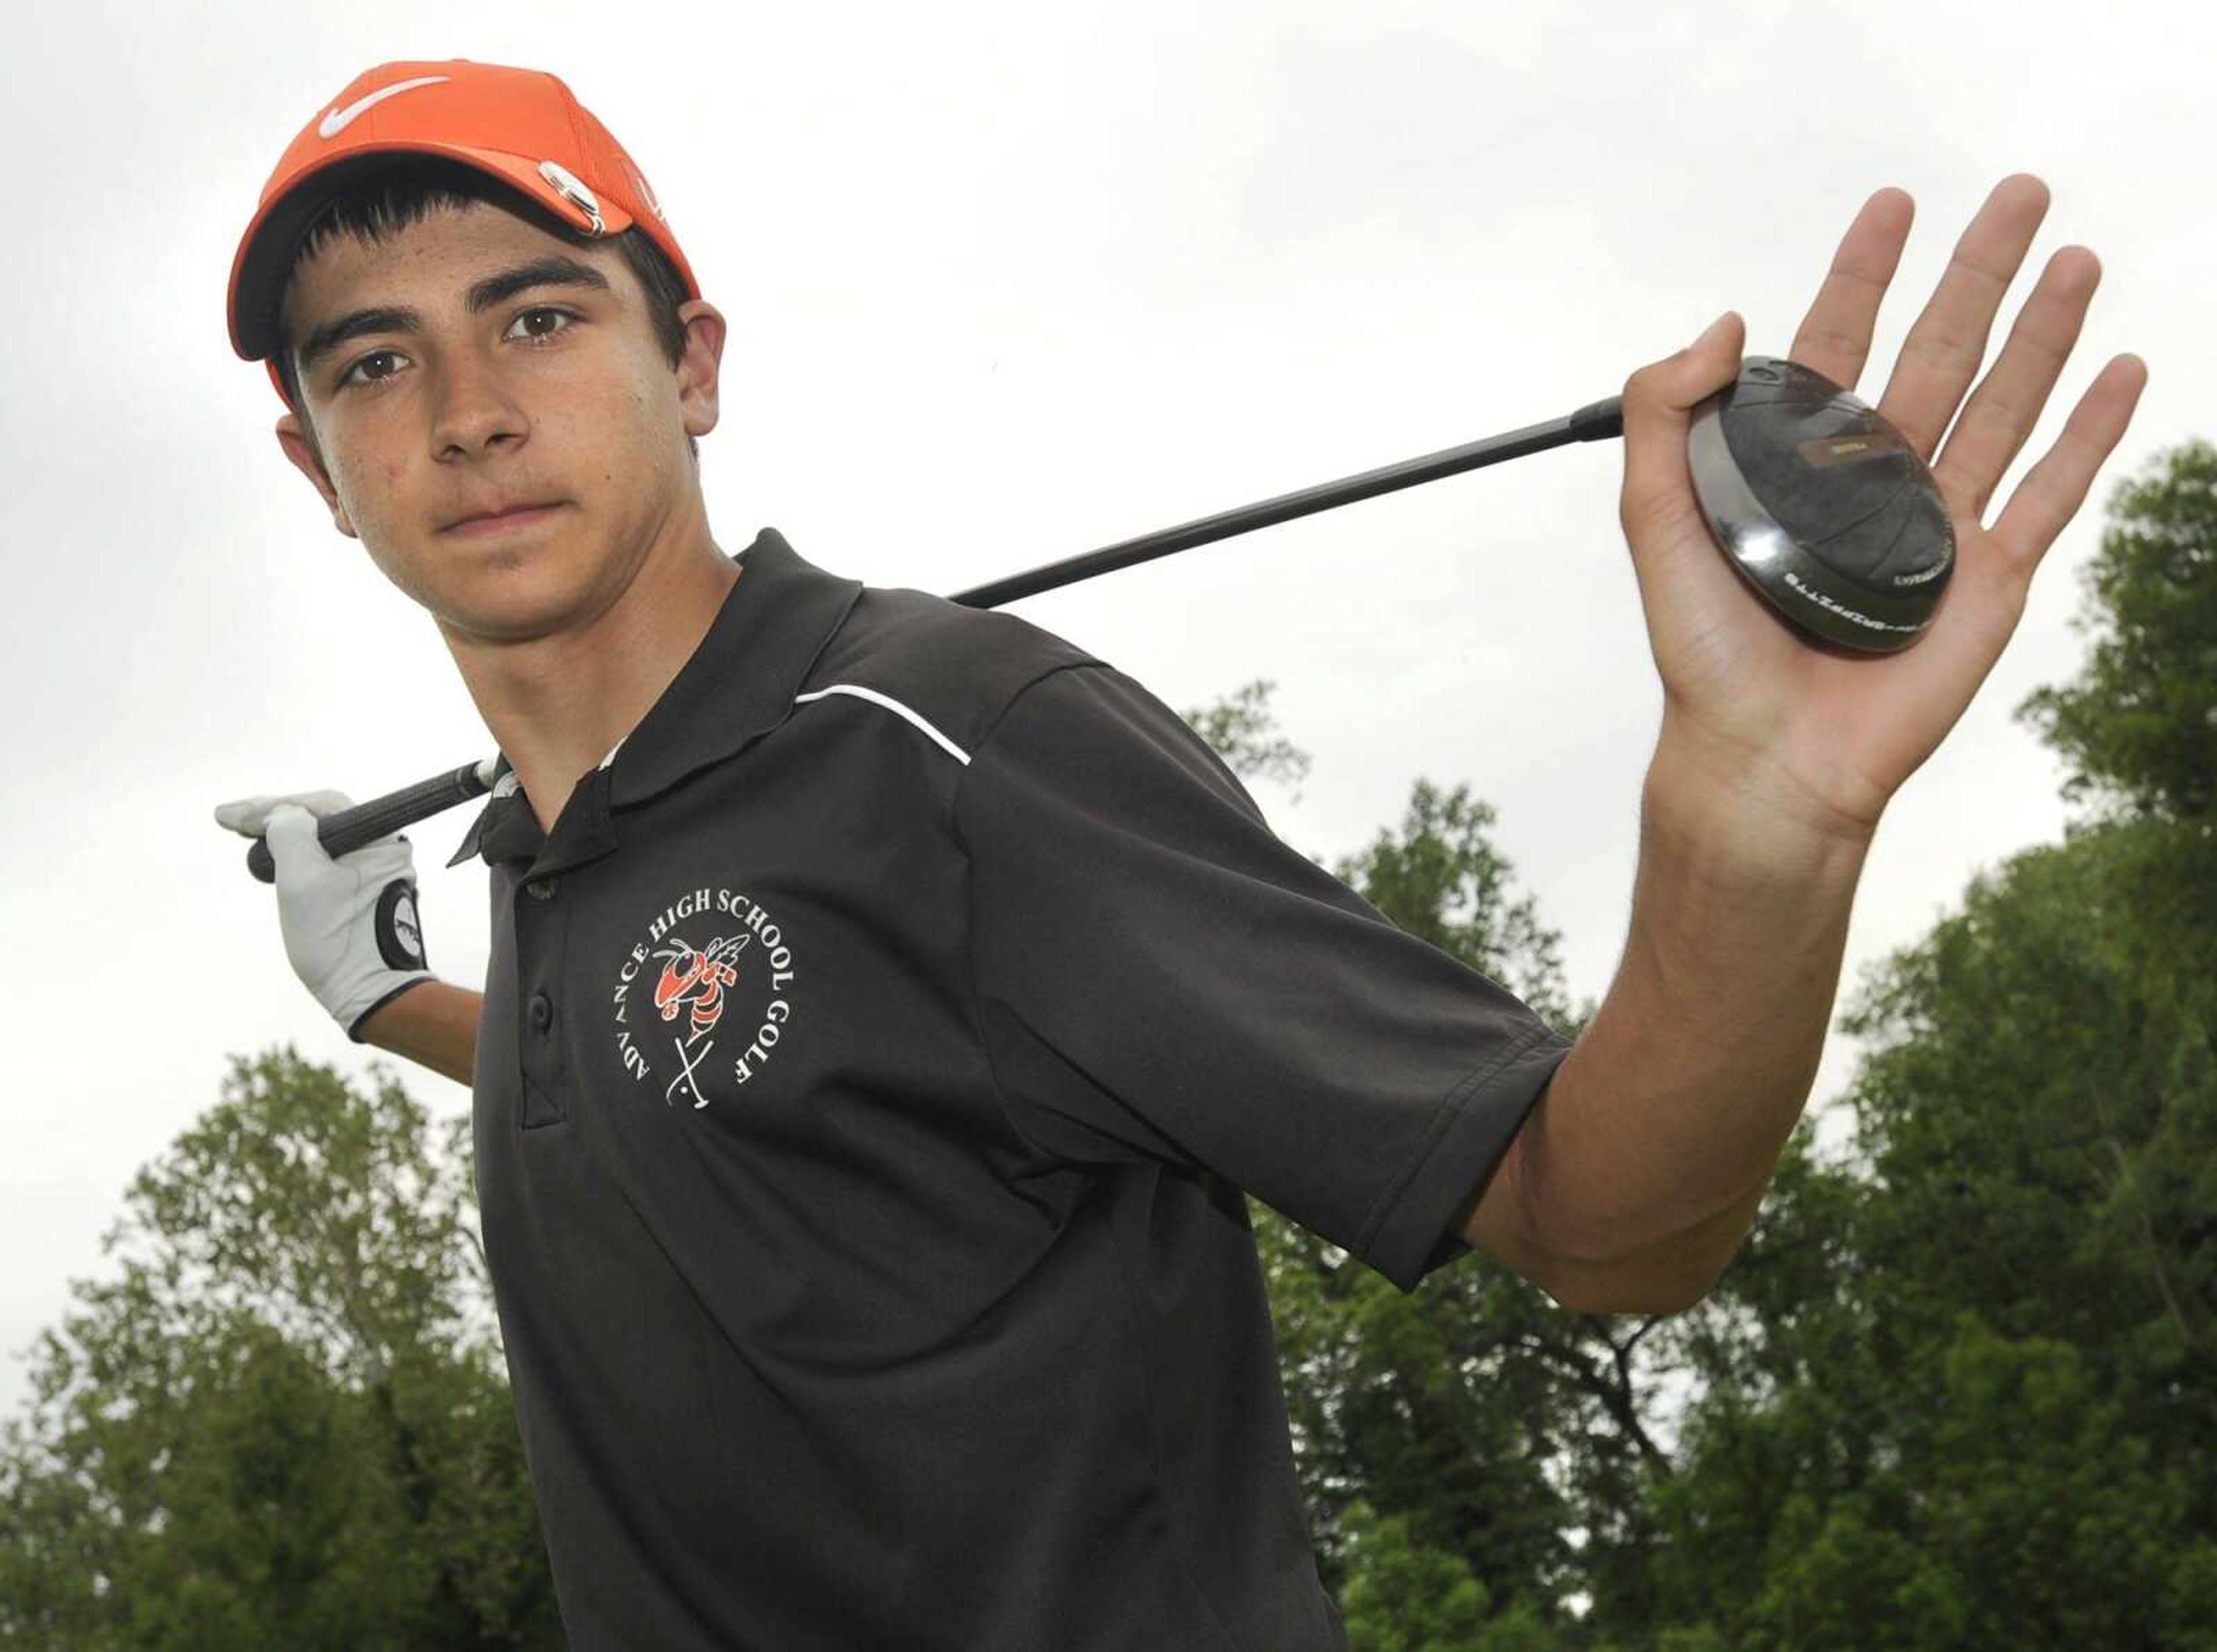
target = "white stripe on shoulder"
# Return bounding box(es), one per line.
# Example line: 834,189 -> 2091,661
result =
792,684 -> 972,766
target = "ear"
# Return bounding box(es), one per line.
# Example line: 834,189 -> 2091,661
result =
274,411 -> 358,539
674,299 -> 726,441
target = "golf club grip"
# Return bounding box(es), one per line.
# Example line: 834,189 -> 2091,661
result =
246,760 -> 492,884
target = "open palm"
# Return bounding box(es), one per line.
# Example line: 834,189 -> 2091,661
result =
1615,173 -> 2149,841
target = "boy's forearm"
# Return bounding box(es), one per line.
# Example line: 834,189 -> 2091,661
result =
360,979 -> 484,1087
1519,720 -> 1871,1308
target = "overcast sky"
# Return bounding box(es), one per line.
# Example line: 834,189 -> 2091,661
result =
2,0 -> 2204,1418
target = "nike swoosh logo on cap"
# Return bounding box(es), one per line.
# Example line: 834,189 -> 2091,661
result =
318,75 -> 452,140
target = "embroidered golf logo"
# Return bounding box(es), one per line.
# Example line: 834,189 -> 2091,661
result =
611,887 -> 797,1108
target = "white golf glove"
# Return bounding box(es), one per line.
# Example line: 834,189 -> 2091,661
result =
214,790 -> 436,1040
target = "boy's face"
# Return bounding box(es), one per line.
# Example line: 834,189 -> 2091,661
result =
274,198 -> 723,643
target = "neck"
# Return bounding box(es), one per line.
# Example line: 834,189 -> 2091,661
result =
439,499 -> 742,836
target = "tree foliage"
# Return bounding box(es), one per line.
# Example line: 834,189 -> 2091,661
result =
2015,436 -> 2217,823
0,1053 -> 559,1647
1181,676 -> 1315,800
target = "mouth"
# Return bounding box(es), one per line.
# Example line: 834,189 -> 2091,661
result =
442,501 -> 568,537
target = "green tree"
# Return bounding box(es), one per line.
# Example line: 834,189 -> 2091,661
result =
1625,810 -> 2217,1649
2016,436 -> 2217,824
0,1051 -> 559,1648
1182,677 -> 1314,800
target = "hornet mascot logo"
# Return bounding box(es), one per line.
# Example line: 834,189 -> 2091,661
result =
651,933 -> 751,1106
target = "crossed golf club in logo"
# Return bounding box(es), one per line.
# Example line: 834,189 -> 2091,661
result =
651,933 -> 752,1107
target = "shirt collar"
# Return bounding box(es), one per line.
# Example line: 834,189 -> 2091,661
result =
446,527 -> 864,870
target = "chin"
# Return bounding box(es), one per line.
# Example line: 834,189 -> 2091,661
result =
421,532 -> 625,643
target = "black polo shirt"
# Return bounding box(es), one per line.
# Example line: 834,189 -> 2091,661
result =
451,527 -> 1574,1650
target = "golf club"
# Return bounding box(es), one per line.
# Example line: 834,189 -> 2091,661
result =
242,353 -> 1954,883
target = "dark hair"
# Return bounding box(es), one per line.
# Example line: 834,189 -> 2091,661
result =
272,155 -> 699,463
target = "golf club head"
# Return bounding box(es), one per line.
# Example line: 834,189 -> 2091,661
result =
1688,355 -> 1956,655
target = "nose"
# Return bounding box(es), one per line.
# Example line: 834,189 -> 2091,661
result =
429,350 -> 530,459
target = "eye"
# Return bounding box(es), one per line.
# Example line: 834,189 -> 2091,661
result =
337,348 -> 408,390
507,306 -> 576,342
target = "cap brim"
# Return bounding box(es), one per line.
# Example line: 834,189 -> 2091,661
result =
227,141 -> 633,365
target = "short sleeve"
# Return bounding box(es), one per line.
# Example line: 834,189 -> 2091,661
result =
955,663 -> 1575,1293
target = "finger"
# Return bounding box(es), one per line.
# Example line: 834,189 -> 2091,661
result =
1619,309 -> 1748,544
1931,245 -> 2103,522
213,798 -> 268,835
1876,173 -> 2053,462
213,790 -> 357,834
1985,353 -> 2149,572
1786,186 -> 1916,394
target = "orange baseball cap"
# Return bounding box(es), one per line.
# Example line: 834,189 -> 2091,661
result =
227,59 -> 700,408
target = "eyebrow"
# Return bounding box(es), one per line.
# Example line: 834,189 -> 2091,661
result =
293,255 -> 615,379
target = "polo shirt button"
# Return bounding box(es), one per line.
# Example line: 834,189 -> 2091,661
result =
529,993 -> 554,1032
526,877 -> 558,901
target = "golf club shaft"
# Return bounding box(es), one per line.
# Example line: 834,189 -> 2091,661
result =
947,396 -> 1623,607
245,392 -> 1626,882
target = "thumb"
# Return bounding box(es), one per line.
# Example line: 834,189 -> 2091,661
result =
1619,309 -> 1744,540
263,802 -> 338,879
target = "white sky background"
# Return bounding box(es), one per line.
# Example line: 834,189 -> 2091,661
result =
1,0 -> 2205,1422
